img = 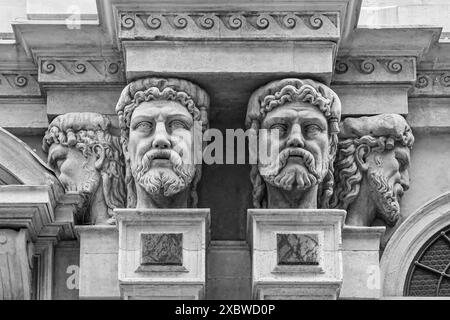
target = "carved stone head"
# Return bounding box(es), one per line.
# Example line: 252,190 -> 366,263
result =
42,112 -> 126,224
115,77 -> 209,209
331,114 -> 414,227
246,78 -> 341,209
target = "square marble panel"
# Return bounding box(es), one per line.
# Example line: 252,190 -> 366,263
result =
141,233 -> 183,265
277,233 -> 319,266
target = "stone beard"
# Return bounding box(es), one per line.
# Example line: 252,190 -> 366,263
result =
246,78 -> 341,209
331,114 -> 414,227
42,112 -> 126,225
115,77 -> 209,208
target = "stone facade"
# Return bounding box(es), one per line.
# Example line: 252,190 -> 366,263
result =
1,0 -> 450,299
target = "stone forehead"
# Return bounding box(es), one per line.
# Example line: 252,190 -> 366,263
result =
116,77 -> 210,113
48,112 -> 111,132
339,114 -> 413,141
246,78 -> 341,128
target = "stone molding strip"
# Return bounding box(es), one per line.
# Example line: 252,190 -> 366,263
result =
0,72 -> 41,96
118,11 -> 340,41
332,57 -> 416,84
411,70 -> 450,96
38,58 -> 125,84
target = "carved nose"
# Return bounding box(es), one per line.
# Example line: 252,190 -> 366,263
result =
286,124 -> 305,148
152,123 -> 171,149
400,170 -> 410,191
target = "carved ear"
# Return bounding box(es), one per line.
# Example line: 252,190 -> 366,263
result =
94,144 -> 106,170
355,144 -> 370,172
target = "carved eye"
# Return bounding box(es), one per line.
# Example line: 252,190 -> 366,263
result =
135,121 -> 153,131
304,124 -> 322,136
397,158 -> 407,171
169,119 -> 188,130
270,123 -> 287,134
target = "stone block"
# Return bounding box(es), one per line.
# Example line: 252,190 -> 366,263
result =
76,225 -> 120,299
206,241 -> 251,300
340,226 -> 385,299
115,208 -> 210,300
46,88 -> 122,118
124,40 -> 335,84
332,85 -> 409,115
247,209 -> 346,300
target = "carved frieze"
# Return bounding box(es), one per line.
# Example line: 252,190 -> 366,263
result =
411,70 -> 450,96
333,57 -> 416,84
246,78 -> 341,209
38,58 -> 125,84
118,11 -> 339,41
331,114 -> 414,228
0,72 -> 40,96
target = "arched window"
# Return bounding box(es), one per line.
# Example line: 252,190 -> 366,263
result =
404,226 -> 450,296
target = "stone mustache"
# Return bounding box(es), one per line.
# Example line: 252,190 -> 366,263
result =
42,77 -> 413,230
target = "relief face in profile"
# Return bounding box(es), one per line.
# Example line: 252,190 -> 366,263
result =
43,112 -> 126,225
246,78 -> 341,209
331,113 -> 414,228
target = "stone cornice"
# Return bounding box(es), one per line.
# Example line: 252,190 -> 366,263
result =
338,27 -> 442,59
11,21 -> 116,63
333,56 -> 416,84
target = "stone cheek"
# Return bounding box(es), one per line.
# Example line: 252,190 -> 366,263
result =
276,233 -> 319,266
141,233 -> 183,265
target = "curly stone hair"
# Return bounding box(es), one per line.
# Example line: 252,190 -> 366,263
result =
115,77 -> 210,208
330,114 -> 415,210
246,78 -> 342,209
42,112 -> 127,220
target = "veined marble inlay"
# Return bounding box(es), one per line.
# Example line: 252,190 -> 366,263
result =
141,233 -> 183,265
277,233 -> 319,265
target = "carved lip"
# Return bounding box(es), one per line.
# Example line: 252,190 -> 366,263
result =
287,155 -> 305,164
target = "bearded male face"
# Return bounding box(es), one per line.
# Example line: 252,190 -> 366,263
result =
128,100 -> 196,202
258,101 -> 330,192
365,145 -> 410,226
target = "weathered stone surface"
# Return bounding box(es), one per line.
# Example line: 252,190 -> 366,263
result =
76,225 -> 120,299
340,226 -> 385,299
206,241 -> 251,300
277,233 -> 319,265
246,78 -> 341,209
331,114 -> 414,230
141,233 -> 183,265
115,77 -> 209,209
0,229 -> 33,300
46,88 -> 122,117
332,85 -> 409,115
